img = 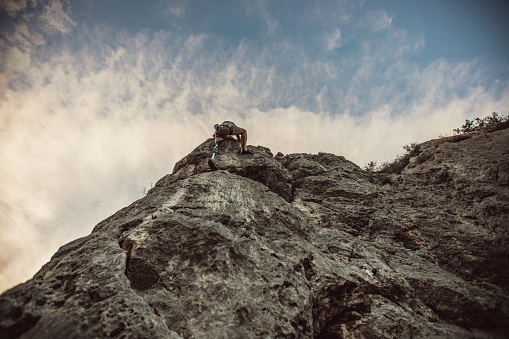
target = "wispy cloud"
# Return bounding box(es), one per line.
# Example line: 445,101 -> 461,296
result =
245,1 -> 279,35
367,10 -> 392,32
39,0 -> 76,34
160,0 -> 187,19
324,28 -> 342,51
0,0 -> 37,17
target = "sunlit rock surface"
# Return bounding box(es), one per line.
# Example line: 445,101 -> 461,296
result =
1,129 -> 508,338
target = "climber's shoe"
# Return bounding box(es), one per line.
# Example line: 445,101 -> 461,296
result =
208,159 -> 219,171
241,149 -> 253,155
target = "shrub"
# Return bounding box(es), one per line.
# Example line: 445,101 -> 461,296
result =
363,160 -> 378,172
453,112 -> 508,134
377,143 -> 421,174
365,143 -> 421,175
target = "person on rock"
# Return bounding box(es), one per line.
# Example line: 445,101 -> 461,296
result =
212,121 -> 253,155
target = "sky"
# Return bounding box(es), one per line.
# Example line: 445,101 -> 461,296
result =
1,0 -> 508,293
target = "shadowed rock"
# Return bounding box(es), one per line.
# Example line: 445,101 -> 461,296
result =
1,129 -> 508,338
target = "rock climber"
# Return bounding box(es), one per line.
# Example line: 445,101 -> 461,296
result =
212,121 -> 253,155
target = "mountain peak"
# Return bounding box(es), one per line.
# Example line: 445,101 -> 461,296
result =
153,137 -> 364,203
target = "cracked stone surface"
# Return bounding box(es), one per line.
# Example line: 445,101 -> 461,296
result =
1,130 -> 508,338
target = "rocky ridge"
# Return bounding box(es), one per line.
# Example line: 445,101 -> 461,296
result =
1,128 -> 508,338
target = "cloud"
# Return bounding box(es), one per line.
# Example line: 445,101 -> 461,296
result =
367,10 -> 392,32
0,0 -> 77,94
0,0 -> 37,17
245,1 -> 279,35
1,0 -> 74,34
324,28 -> 342,51
39,0 -> 76,34
160,0 -> 187,19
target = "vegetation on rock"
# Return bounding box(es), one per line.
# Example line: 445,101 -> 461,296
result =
365,112 -> 509,174
453,112 -> 508,134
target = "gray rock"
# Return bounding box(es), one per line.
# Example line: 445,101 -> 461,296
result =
1,130 -> 508,338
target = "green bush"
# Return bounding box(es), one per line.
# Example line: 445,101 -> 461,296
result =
364,143 -> 420,174
364,112 -> 507,176
453,112 -> 508,134
363,160 -> 378,172
377,143 -> 420,174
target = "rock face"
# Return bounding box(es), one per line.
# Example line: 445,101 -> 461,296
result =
1,129 -> 509,339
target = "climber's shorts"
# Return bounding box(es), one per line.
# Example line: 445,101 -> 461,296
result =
218,121 -> 241,136
230,125 -> 241,135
